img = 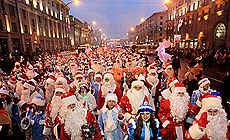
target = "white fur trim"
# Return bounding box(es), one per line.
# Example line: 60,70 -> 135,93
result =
32,97 -> 46,106
55,88 -> 66,94
196,100 -> 202,107
162,120 -> 170,128
169,79 -> 179,88
104,73 -> 114,80
46,78 -> 55,85
131,81 -> 144,88
75,74 -> 83,78
0,89 -> 9,95
23,82 -> 35,91
17,100 -> 26,108
198,78 -> 210,88
105,93 -> 117,103
124,113 -> 132,121
53,124 -> 59,139
94,74 -> 102,80
61,95 -> 77,107
202,97 -> 222,109
161,89 -> 171,100
154,119 -> 160,128
129,119 -> 136,129
188,123 -> 205,139
174,87 -> 186,93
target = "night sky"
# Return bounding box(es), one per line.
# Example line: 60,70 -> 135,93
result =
64,0 -> 167,39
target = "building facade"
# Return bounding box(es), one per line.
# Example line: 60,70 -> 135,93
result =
166,0 -> 230,49
0,0 -> 70,55
69,15 -> 96,49
128,10 -> 168,45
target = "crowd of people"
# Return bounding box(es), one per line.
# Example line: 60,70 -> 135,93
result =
0,47 -> 229,140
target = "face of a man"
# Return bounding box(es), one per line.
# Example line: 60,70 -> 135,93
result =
16,65 -> 20,69
67,103 -> 76,110
140,111 -> 151,122
208,108 -> 218,116
76,77 -> 83,82
133,86 -> 142,91
105,78 -> 109,83
107,100 -> 115,110
177,92 -> 185,97
55,91 -> 63,96
149,73 -> 156,76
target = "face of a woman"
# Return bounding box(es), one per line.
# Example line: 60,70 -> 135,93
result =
140,111 -> 151,122
107,100 -> 115,110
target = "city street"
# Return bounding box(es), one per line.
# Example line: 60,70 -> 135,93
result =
149,54 -> 228,92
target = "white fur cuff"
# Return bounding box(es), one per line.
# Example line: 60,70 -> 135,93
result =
162,120 -> 170,128
188,123 -> 205,139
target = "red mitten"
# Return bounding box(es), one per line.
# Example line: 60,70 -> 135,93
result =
198,112 -> 209,128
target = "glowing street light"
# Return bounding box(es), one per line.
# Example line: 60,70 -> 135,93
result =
165,0 -> 170,4
99,28 -> 102,32
92,21 -> 96,25
130,27 -> 135,31
141,18 -> 145,22
66,0 -> 79,5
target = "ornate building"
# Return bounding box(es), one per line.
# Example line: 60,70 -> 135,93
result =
166,0 -> 230,49
0,0 -> 70,55
128,10 -> 168,45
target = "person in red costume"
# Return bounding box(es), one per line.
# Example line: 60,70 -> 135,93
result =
97,72 -> 122,111
53,92 -> 101,140
158,83 -> 200,140
43,85 -> 66,139
145,68 -> 161,108
119,80 -> 149,121
186,94 -> 229,140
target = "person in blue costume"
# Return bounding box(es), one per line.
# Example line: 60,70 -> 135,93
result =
126,102 -> 162,140
21,95 -> 46,140
98,93 -> 124,140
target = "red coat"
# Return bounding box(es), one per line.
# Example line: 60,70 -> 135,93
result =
158,100 -> 200,140
43,102 -> 55,138
119,94 -> 149,120
97,85 -> 122,110
145,79 -> 161,107
185,114 -> 230,140
54,110 -> 101,140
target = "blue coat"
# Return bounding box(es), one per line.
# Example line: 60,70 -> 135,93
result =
98,106 -> 124,140
127,119 -> 162,140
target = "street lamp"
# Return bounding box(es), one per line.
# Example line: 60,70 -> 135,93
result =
141,18 -> 145,22
92,21 -> 96,26
99,28 -> 102,32
130,27 -> 135,31
66,0 -> 79,5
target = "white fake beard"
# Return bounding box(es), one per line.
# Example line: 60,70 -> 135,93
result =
50,95 -> 62,122
206,109 -> 228,140
147,75 -> 158,85
101,80 -> 116,97
169,94 -> 190,122
21,89 -> 31,103
128,89 -> 145,113
166,69 -> 174,78
15,81 -> 23,96
61,107 -> 87,140
45,84 -> 55,103
26,70 -> 34,79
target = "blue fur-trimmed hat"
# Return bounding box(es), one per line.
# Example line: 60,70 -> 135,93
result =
137,102 -> 154,115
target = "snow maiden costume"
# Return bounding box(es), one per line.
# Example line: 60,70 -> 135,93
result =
98,93 -> 124,140
126,102 -> 162,140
